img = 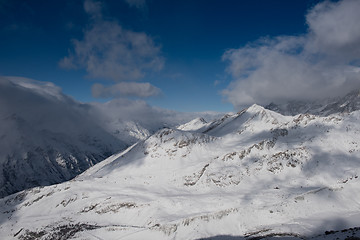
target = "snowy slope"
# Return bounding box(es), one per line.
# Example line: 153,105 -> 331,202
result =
1,104 -> 360,239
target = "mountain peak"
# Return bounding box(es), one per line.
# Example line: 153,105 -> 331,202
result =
177,117 -> 208,131
246,103 -> 266,113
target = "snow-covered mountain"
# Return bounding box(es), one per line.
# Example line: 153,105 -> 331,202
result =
2,104 -> 360,239
266,89 -> 360,116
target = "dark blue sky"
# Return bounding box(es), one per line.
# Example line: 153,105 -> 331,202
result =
0,0 -> 323,112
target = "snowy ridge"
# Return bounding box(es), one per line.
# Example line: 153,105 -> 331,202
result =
1,104 -> 360,239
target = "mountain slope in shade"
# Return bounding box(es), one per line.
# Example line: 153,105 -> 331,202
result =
0,77 -> 127,198
1,105 -> 360,239
266,89 -> 360,116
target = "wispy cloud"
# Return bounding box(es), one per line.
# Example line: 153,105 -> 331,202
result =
83,0 -> 102,20
59,20 -> 164,81
59,0 -> 163,98
222,0 -> 360,109
92,82 -> 161,98
124,0 -> 146,10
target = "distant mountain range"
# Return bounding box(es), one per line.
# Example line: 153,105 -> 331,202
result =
265,89 -> 360,116
1,95 -> 360,239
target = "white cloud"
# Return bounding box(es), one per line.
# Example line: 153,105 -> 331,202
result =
306,0 -> 360,60
59,0 -> 163,98
59,20 -> 163,82
222,0 -> 360,110
92,82 -> 161,98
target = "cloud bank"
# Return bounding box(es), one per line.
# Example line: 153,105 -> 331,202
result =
222,0 -> 360,109
1,76 -> 220,144
60,0 -> 163,98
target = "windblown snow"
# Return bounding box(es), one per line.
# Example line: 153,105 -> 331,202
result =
1,103 -> 360,239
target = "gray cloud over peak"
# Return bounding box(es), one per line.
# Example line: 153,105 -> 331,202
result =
222,0 -> 360,110
306,0 -> 360,61
1,76 -> 67,102
59,0 -> 163,98
0,76 -> 221,142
